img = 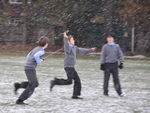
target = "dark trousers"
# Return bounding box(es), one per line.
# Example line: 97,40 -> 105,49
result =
103,62 -> 122,95
18,69 -> 39,101
54,67 -> 81,96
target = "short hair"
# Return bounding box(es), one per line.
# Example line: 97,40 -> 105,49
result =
107,35 -> 114,38
106,33 -> 116,38
37,36 -> 49,47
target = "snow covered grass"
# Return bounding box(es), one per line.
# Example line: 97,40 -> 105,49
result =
0,56 -> 150,113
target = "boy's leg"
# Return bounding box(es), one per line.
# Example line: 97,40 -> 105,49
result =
56,67 -> 73,85
103,66 -> 111,96
14,82 -> 29,94
20,82 -> 29,88
112,63 -> 122,96
50,67 -> 73,91
72,68 -> 81,98
16,69 -> 39,104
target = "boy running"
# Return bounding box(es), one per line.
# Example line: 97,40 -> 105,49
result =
50,32 -> 96,99
14,36 -> 49,104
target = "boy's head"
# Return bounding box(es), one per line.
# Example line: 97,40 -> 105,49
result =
37,36 -> 49,48
106,35 -> 114,43
68,35 -> 75,45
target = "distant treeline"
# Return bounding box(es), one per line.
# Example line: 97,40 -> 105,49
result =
0,0 -> 149,52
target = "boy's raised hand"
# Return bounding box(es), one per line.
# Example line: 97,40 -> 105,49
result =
63,31 -> 69,38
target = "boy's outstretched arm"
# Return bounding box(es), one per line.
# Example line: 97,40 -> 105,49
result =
91,48 -> 96,51
76,47 -> 96,55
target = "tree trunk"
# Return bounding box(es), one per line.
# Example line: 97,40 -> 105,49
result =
22,0 -> 28,44
103,0 -> 114,35
131,26 -> 135,52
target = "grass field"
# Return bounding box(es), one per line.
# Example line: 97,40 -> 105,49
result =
0,55 -> 150,113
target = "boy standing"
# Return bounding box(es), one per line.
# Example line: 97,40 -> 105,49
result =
50,32 -> 96,99
100,35 -> 124,97
14,36 -> 49,104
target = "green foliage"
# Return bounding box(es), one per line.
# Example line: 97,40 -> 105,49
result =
0,0 -> 149,52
